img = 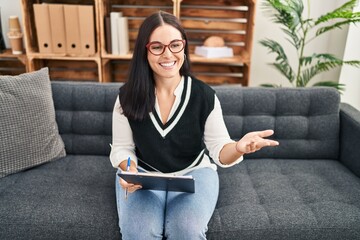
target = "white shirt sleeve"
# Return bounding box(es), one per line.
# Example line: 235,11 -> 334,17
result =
109,97 -> 137,168
204,95 -> 243,168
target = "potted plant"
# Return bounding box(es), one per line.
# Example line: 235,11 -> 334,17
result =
259,0 -> 360,92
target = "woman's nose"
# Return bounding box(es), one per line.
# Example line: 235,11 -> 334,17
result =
162,46 -> 173,56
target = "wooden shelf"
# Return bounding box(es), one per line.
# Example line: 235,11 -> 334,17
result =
178,0 -> 255,85
27,53 -> 100,61
0,49 -> 27,66
0,49 -> 28,75
191,53 -> 249,65
18,0 -> 255,85
101,53 -> 133,60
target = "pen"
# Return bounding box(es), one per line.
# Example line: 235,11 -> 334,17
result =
125,156 -> 131,200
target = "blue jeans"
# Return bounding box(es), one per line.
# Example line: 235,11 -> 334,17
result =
115,167 -> 219,240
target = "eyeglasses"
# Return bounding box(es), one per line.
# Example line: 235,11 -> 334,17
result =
146,39 -> 186,56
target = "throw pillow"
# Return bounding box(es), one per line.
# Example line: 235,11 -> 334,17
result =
0,68 -> 66,178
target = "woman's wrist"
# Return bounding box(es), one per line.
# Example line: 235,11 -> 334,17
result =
118,159 -> 137,171
235,142 -> 245,155
219,142 -> 244,165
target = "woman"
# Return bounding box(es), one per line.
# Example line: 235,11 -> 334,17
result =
110,11 -> 279,239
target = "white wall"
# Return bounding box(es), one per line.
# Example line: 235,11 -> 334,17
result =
339,2 -> 360,110
0,0 -> 22,48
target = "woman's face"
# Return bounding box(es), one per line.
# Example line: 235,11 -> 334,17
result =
147,24 -> 185,82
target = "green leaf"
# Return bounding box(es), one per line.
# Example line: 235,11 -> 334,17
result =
260,83 -> 282,88
282,28 -> 301,49
312,81 -> 346,93
298,56 -> 360,86
272,63 -> 296,83
262,0 -> 303,30
316,0 -> 359,25
259,39 -> 289,62
259,39 -> 296,82
316,18 -> 360,36
298,68 -> 315,87
314,0 -> 360,36
259,39 -> 281,58
342,60 -> 360,67
300,53 -> 342,66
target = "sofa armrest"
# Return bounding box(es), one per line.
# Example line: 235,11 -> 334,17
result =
339,103 -> 360,178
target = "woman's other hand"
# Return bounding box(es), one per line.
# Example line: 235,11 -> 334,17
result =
236,129 -> 279,154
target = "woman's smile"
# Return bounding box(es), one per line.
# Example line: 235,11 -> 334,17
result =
159,61 -> 176,68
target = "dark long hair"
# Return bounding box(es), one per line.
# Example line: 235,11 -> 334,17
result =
119,11 -> 191,121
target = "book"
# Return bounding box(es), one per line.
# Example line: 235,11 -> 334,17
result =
110,12 -> 122,55
104,16 -> 112,54
118,171 -> 195,193
117,16 -> 129,55
194,46 -> 234,58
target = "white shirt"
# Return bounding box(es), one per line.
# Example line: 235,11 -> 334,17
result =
109,77 -> 243,176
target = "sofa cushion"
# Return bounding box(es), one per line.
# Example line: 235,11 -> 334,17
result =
214,87 -> 340,160
0,68 -> 66,178
51,82 -> 119,155
0,155 -> 120,239
208,158 -> 360,240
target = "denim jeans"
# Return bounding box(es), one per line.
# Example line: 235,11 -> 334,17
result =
115,167 -> 219,240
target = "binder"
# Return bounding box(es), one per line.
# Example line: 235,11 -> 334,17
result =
118,17 -> 129,55
78,5 -> 96,55
110,12 -> 122,55
48,4 -> 67,54
33,4 -> 53,53
64,4 -> 81,55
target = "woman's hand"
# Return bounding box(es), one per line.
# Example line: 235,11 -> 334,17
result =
119,161 -> 142,193
236,129 -> 279,154
119,168 -> 142,193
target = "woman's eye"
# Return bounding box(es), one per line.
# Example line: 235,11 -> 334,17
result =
151,45 -> 163,50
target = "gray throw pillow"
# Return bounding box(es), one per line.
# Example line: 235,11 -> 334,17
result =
0,68 -> 66,178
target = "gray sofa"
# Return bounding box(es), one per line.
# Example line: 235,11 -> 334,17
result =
1,81 -> 360,240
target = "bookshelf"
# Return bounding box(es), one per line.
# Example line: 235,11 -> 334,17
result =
20,0 -> 102,82
18,0 -> 256,85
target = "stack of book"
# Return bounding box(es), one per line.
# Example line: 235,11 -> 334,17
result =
33,3 -> 95,55
104,12 -> 129,55
194,46 -> 234,58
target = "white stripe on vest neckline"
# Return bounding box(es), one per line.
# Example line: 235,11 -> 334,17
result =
150,77 -> 192,138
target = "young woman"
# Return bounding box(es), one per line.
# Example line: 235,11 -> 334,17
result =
110,11 -> 279,239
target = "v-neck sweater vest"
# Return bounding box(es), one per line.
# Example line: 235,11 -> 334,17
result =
128,76 -> 215,173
